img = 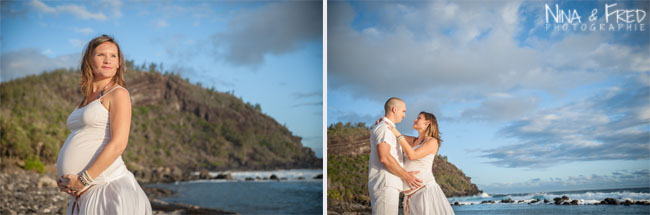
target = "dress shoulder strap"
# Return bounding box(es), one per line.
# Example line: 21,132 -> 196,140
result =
99,85 -> 127,99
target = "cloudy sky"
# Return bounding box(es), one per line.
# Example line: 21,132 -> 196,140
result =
328,0 -> 649,194
1,0 -> 323,157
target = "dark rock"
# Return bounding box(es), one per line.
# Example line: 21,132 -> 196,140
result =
314,174 -> 323,179
501,198 -> 514,203
215,173 -> 232,180
623,199 -> 632,206
199,170 -> 211,179
454,201 -> 460,206
327,199 -> 371,214
245,177 -> 255,181
570,200 -> 579,205
150,199 -> 237,214
543,199 -> 549,203
634,200 -> 650,205
554,196 -> 572,205
270,174 -> 278,180
168,166 -> 184,181
297,177 -> 305,180
142,186 -> 176,199
601,198 -> 619,205
480,200 -> 495,204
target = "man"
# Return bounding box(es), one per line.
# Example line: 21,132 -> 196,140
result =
368,97 -> 422,214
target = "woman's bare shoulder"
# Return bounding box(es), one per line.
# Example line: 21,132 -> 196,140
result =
424,137 -> 438,145
105,86 -> 131,104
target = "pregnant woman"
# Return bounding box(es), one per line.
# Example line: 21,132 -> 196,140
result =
56,35 -> 152,214
386,111 -> 455,215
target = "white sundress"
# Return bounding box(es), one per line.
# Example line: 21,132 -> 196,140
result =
402,144 -> 455,215
56,86 -> 152,215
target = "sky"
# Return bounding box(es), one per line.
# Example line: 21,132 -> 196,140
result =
328,0 -> 649,194
0,0 -> 323,157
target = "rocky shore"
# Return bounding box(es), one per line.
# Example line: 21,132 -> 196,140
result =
327,199 -> 371,215
0,167 -> 237,215
133,167 -> 323,183
451,195 -> 650,206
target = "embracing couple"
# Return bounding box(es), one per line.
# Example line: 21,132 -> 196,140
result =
368,97 -> 454,215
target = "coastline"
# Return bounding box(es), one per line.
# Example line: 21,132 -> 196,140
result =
149,169 -> 324,214
0,164 -> 237,215
328,187 -> 650,214
133,166 -> 323,184
0,161 -> 322,214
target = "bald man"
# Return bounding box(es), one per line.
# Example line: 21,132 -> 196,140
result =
368,97 -> 422,215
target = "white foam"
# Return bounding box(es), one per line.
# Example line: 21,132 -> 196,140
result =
449,189 -> 650,205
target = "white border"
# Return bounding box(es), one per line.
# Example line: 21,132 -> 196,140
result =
322,0 -> 328,214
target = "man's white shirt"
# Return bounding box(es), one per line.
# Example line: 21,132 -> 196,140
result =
368,117 -> 404,192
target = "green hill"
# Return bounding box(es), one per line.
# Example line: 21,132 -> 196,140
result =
327,122 -> 481,212
1,60 -> 321,172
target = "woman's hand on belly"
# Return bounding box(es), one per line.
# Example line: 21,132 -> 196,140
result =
62,174 -> 85,196
57,177 -> 75,196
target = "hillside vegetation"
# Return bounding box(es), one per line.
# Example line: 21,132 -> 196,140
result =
1,60 -> 321,172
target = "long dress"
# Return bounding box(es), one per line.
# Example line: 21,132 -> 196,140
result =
402,144 -> 455,215
56,86 -> 152,215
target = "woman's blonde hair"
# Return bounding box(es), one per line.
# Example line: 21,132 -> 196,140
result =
79,34 -> 125,106
420,111 -> 443,147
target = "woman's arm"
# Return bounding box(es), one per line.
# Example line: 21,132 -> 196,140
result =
389,127 -> 439,160
375,119 -> 416,146
64,88 -> 131,192
404,135 -> 417,147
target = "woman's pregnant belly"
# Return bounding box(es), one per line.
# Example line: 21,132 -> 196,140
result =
403,162 -> 435,191
56,130 -> 108,178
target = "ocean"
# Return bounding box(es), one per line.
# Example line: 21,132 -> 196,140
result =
447,187 -> 650,215
150,169 -> 323,214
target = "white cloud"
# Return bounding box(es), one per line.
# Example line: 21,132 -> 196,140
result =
154,19 -> 168,28
461,95 -> 538,121
482,75 -> 649,168
30,0 -> 107,21
101,0 -> 122,19
480,169 -> 650,193
73,27 -> 94,35
210,1 -> 321,67
328,1 -> 648,102
68,39 -> 85,48
41,49 -> 53,56
1,49 -> 79,82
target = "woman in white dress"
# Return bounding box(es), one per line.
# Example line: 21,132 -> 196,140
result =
385,111 -> 455,215
55,34 -> 152,214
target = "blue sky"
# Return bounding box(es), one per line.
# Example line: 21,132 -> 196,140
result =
328,0 -> 649,194
0,0 -> 323,157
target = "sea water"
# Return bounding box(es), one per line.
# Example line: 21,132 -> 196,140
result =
448,187 -> 650,215
151,169 -> 322,214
